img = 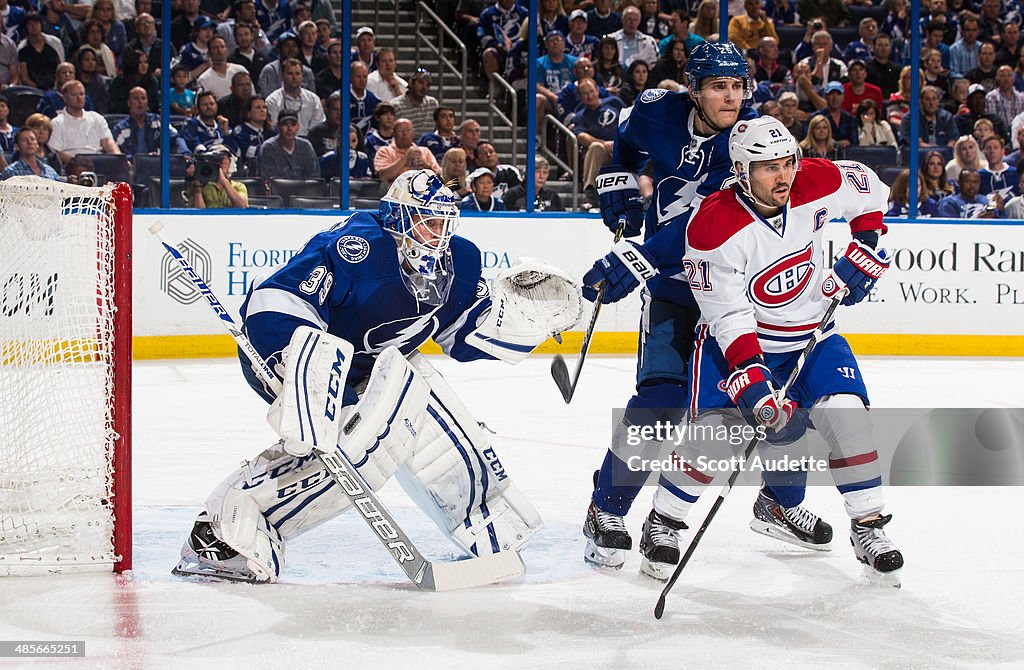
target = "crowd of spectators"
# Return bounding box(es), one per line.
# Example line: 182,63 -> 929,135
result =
0,0 -> 1022,217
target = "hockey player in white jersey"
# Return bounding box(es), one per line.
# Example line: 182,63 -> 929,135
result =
172,170 -> 583,583
665,116 -> 903,582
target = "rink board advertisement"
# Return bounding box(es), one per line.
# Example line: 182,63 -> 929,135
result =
131,213 -> 1024,358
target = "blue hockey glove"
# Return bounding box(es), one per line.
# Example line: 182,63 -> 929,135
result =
595,165 -> 644,237
726,359 -> 796,433
822,240 -> 891,306
582,240 -> 658,304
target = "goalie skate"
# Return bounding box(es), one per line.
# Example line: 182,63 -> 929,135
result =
172,513 -> 264,583
851,514 -> 904,588
750,486 -> 833,551
639,509 -> 688,582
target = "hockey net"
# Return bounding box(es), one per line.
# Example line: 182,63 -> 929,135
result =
0,177 -> 132,573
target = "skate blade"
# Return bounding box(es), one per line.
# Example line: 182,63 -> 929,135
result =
171,559 -> 261,584
861,564 -> 902,589
584,541 -> 626,570
639,557 -> 673,582
749,519 -> 832,552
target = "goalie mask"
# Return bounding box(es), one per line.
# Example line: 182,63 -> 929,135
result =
729,116 -> 801,209
379,169 -> 461,305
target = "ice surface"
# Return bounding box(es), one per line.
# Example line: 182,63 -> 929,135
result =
1,355 -> 1022,669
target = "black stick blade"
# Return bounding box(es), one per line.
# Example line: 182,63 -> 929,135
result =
550,354 -> 573,403
654,595 -> 667,620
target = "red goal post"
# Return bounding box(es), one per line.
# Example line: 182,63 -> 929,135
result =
0,177 -> 132,573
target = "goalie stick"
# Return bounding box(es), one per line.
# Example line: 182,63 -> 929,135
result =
653,294 -> 845,619
150,223 -> 525,591
550,220 -> 625,404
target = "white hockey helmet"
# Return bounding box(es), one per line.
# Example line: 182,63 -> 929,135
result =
729,116 -> 801,205
379,169 -> 460,305
379,169 -> 460,254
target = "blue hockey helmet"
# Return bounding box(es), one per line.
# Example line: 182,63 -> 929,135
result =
685,41 -> 753,99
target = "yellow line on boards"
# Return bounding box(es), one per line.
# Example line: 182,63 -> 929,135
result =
131,333 -> 1024,360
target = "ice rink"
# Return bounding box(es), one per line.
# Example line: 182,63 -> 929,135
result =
2,354 -> 1023,669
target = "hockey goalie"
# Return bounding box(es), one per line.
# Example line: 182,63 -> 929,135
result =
173,169 -> 583,583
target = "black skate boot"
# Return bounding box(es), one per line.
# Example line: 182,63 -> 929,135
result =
584,501 -> 632,568
851,514 -> 904,587
639,509 -> 688,581
584,471 -> 632,569
750,485 -> 833,550
172,512 -> 259,583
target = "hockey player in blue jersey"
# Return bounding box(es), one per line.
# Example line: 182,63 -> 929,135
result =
173,169 -> 583,583
580,42 -> 831,580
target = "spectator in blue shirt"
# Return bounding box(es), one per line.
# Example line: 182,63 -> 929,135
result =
536,30 -> 577,129
978,135 -> 1020,201
586,0 -> 620,40
180,90 -> 237,153
938,169 -> 1004,218
111,86 -> 188,156
950,13 -> 982,79
557,58 -> 607,117
417,106 -> 460,162
0,127 -> 60,181
574,77 -> 620,209
657,10 -> 703,58
460,167 -> 505,212
809,81 -> 858,148
843,17 -> 877,63
479,0 -> 528,87
565,10 -> 598,60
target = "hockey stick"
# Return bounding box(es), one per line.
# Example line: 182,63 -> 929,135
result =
550,220 -> 626,404
653,294 -> 845,619
150,223 -> 525,591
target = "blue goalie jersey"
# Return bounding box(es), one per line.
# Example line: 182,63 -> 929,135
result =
613,88 -> 757,307
239,212 -> 493,403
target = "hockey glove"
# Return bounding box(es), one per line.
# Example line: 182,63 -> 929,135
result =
726,359 -> 796,433
822,240 -> 891,306
596,165 -> 644,237
582,239 -> 658,304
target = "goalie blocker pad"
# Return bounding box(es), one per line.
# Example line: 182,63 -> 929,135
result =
397,353 -> 543,556
466,259 -> 583,364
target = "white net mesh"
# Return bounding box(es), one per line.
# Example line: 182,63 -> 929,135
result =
0,177 -> 124,568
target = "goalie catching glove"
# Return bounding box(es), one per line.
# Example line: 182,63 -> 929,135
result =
466,259 -> 583,363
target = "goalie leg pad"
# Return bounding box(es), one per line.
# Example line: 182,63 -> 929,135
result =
194,441 -> 352,582
337,345 -> 431,490
397,354 -> 543,555
466,259 -> 583,364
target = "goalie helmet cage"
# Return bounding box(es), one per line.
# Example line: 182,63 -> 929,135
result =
0,177 -> 132,573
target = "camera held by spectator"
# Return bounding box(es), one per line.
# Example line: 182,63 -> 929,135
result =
78,171 -> 98,187
195,150 -> 227,184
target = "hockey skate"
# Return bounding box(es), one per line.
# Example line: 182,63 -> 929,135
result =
583,501 -> 632,569
639,509 -> 688,581
749,486 -> 833,551
172,513 -> 264,583
851,514 -> 904,588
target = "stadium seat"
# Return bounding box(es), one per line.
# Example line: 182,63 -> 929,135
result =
899,145 -> 953,167
777,26 -> 805,54
247,195 -> 284,208
349,197 -> 380,209
848,4 -> 888,25
878,166 -> 904,187
268,178 -> 328,206
291,196 -> 340,209
104,114 -> 128,132
5,86 -> 44,126
148,177 -> 189,207
829,27 -> 859,51
236,178 -> 268,196
350,179 -> 380,197
78,153 -> 131,185
843,145 -> 898,172
133,154 -> 188,188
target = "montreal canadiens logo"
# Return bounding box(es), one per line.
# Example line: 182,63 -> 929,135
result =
640,88 -> 668,103
749,243 -> 815,308
336,235 -> 370,263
